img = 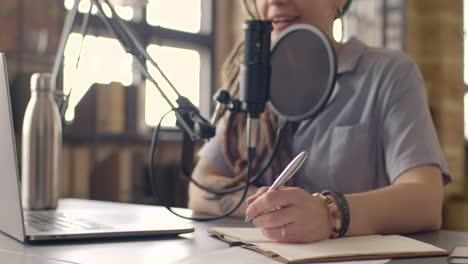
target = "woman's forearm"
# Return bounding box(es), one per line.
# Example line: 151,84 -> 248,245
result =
345,166 -> 444,236
188,174 -> 258,217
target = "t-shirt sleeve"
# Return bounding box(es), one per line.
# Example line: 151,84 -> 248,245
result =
196,116 -> 235,178
381,57 -> 451,185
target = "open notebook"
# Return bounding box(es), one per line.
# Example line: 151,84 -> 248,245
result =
209,227 -> 448,264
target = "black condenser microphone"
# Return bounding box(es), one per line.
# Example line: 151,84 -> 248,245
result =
240,20 -> 272,158
240,20 -> 272,118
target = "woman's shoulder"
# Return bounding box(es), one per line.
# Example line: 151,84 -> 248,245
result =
340,38 -> 425,99
349,38 -> 419,75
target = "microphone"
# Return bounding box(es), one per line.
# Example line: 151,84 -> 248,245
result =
239,20 -> 272,156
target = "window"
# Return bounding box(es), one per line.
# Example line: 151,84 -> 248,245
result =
146,0 -> 201,33
145,45 -> 200,126
342,0 -> 405,49
64,0 -> 135,20
63,0 -> 214,130
63,34 -> 133,122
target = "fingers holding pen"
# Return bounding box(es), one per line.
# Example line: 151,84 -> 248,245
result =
245,186 -> 269,206
252,205 -> 295,228
245,187 -> 333,243
245,186 -> 295,220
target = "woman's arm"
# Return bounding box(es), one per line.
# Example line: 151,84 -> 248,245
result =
188,158 -> 258,217
346,164 -> 443,236
245,165 -> 444,243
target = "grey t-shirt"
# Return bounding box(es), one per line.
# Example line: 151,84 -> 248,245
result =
198,37 -> 451,194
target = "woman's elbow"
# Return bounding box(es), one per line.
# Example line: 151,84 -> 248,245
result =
425,213 -> 442,231
187,184 -> 203,213
421,192 -> 444,231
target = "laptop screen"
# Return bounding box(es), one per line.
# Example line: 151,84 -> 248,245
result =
0,53 -> 26,242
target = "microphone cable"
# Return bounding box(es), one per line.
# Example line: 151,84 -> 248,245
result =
149,108 -> 251,221
181,118 -> 288,195
91,0 -> 286,220
92,0 -> 250,220
149,110 -> 288,221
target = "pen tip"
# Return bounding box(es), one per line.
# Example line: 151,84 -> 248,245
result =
244,217 -> 251,223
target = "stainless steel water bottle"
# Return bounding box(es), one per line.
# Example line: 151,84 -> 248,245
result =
21,73 -> 62,210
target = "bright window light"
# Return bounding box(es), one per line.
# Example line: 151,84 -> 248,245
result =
63,33 -> 133,122
146,0 -> 201,33
64,0 -> 134,21
145,45 -> 200,127
465,93 -> 468,140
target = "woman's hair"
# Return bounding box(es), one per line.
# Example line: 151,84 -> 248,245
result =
242,0 -> 260,19
342,0 -> 353,15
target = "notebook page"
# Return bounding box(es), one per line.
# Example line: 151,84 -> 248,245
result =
211,227 -> 271,243
169,247 -> 391,264
254,235 -> 446,262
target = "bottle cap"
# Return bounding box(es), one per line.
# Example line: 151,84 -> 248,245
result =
30,73 -> 54,92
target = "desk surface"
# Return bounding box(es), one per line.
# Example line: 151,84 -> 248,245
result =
0,199 -> 466,264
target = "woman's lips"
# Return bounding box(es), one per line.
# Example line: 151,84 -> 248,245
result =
272,17 -> 300,33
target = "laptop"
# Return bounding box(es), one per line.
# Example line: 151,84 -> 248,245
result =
0,53 -> 194,242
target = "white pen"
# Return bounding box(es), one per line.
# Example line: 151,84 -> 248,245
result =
244,151 -> 308,223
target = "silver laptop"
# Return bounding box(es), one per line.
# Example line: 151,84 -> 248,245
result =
0,53 -> 194,242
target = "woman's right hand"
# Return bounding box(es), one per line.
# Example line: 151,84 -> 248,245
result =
245,186 -> 333,243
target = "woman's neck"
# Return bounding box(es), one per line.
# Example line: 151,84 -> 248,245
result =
333,41 -> 344,56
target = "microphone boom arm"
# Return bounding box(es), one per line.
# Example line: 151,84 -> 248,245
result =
53,0 -> 215,141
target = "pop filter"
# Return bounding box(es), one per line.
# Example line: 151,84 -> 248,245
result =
269,24 -> 337,122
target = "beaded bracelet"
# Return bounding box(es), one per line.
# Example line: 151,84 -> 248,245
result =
312,193 -> 341,239
321,190 -> 350,238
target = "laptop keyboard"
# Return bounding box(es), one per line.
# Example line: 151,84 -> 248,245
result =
24,211 -> 112,232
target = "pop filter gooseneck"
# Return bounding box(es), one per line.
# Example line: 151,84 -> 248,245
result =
269,24 -> 337,122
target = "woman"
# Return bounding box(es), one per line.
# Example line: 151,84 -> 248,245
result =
188,0 -> 450,244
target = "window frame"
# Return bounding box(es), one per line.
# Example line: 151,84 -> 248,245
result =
66,0 -> 215,137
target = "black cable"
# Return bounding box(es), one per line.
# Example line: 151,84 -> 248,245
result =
149,108 -> 254,221
181,118 -> 288,195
